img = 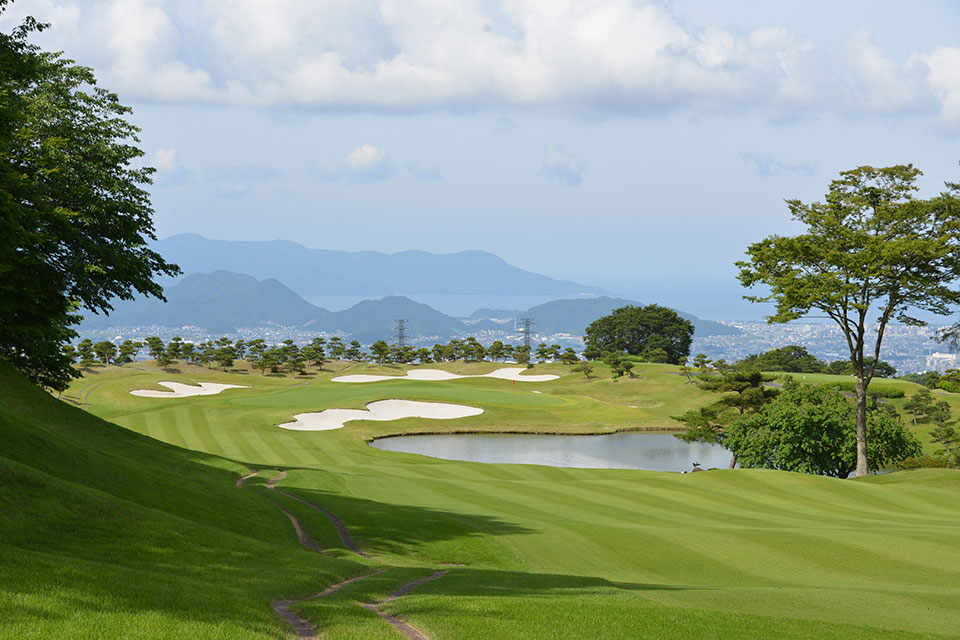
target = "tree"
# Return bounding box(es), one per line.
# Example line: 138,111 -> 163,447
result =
514,344 -> 531,365
487,341 -> 506,362
92,340 -> 116,365
559,347 -> 579,365
583,305 -> 694,365
692,353 -> 712,371
571,362 -> 594,378
737,165 -> 960,476
75,339 -> 94,366
370,340 -> 391,365
345,340 -> 365,362
145,337 -> 165,362
726,380 -> 921,478
0,9 -> 179,390
246,339 -> 266,366
603,351 -> 633,378
674,366 -> 778,466
414,347 -> 432,364
327,337 -> 345,360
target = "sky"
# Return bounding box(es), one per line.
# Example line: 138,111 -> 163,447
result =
4,0 -> 960,319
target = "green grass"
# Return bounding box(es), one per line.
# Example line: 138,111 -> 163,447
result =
4,360 -> 960,638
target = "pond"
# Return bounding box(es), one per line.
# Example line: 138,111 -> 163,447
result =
370,432 -> 732,472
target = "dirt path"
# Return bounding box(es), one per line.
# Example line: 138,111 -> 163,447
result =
266,471 -> 368,558
236,470 -> 258,488
359,571 -> 448,640
272,570 -> 389,640
249,473 -> 448,639
79,380 -> 107,409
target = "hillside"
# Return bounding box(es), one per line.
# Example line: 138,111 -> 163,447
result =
82,270 -> 331,332
469,296 -> 741,337
154,234 -> 606,297
0,361 -> 361,639
52,361 -> 960,639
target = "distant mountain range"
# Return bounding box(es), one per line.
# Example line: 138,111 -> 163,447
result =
83,272 -> 739,341
468,297 -> 740,337
153,234 -> 606,297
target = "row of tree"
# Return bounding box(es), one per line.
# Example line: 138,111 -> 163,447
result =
687,345 -> 898,378
68,335 -> 587,373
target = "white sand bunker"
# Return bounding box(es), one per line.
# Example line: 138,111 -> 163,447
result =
278,399 -> 484,431
130,381 -> 249,398
333,367 -> 559,384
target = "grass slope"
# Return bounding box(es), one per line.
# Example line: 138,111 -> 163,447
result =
34,360 -> 960,638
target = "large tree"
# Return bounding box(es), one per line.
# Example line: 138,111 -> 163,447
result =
0,5 -> 178,389
737,165 -> 960,476
583,304 -> 693,365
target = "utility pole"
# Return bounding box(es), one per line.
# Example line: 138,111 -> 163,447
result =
519,318 -> 533,349
394,319 -> 408,348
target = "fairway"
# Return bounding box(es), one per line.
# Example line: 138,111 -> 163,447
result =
6,360 -> 960,639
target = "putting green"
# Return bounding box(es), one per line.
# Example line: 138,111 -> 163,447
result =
6,360 -> 959,639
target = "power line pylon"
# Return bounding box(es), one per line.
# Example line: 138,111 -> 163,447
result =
394,319 -> 408,348
519,318 -> 533,348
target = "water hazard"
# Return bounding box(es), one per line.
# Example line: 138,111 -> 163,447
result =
370,432 -> 732,472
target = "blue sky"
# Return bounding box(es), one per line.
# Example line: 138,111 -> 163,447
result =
5,0 -> 960,319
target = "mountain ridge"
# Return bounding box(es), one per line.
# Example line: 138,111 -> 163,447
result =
83,272 -> 738,340
154,233 -> 606,297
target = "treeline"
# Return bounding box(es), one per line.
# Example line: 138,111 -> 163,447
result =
67,335 -> 583,374
697,345 -> 898,378
899,369 -> 960,393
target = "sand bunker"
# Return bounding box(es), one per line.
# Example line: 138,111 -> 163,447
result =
130,381 -> 249,398
278,399 -> 484,431
333,367 -> 559,384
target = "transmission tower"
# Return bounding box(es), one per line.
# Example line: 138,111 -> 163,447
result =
519,318 -> 534,348
394,319 -> 408,348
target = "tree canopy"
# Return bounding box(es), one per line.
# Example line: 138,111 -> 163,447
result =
0,5 -> 179,389
583,304 -> 693,365
726,380 -> 921,478
737,164 -> 960,476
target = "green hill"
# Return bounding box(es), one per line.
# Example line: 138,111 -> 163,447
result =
0,361 -> 365,639
81,270 -> 331,331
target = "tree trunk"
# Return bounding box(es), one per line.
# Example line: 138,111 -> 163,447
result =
728,454 -> 737,469
855,375 -> 869,477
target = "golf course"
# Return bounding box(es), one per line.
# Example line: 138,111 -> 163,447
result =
3,359 -> 960,639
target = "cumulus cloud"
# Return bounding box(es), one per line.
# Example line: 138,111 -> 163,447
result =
4,0 -> 958,124
541,143 -> 585,186
312,144 -> 396,183
741,152 -> 816,178
152,147 -> 178,172
913,46 -> 960,130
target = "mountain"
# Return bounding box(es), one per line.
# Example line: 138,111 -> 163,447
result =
81,272 -> 466,341
82,271 -> 330,332
153,234 -> 605,297
328,296 -> 466,342
468,297 -> 741,337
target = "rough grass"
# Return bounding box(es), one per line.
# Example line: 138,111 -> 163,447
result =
3,361 -> 959,638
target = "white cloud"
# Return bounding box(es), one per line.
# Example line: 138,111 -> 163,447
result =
152,147 -> 178,172
914,46 -> 960,130
312,144 -> 396,183
7,0 -> 959,125
541,143 -> 585,186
